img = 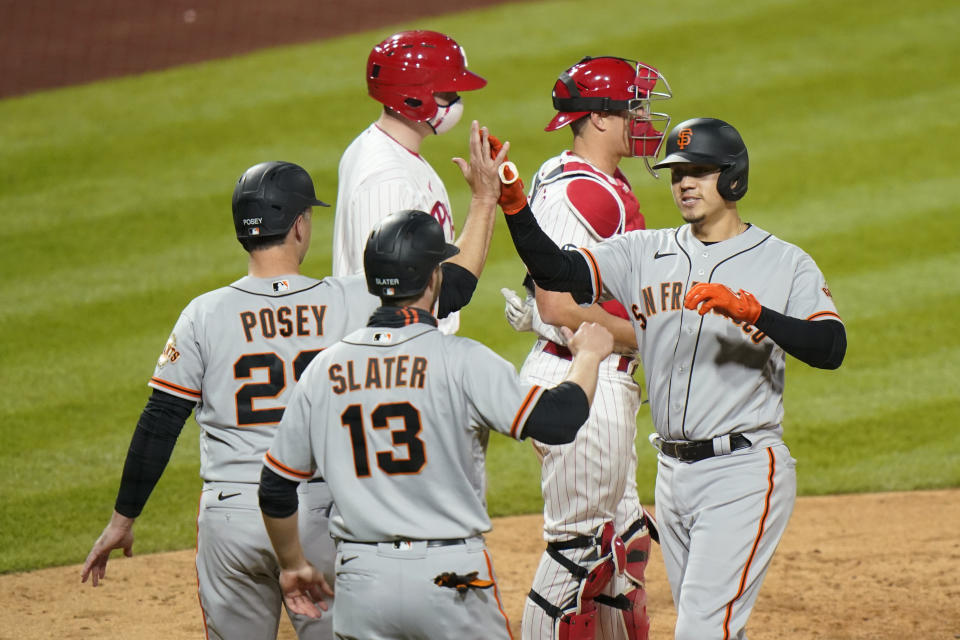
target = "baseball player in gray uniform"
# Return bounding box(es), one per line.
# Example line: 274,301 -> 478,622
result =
82,124 -> 504,639
505,56 -> 672,640
258,209 -> 616,640
493,118 -> 846,640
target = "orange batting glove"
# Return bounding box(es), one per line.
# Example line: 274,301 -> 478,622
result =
487,134 -> 527,216
683,283 -> 762,324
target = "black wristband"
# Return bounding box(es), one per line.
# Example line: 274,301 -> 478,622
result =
438,262 -> 479,318
503,203 -> 594,303
522,381 -> 590,445
258,466 -> 300,518
754,308 -> 846,369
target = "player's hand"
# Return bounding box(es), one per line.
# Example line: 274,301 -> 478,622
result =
564,322 -> 614,362
684,282 -> 762,324
81,511 -> 135,587
486,134 -> 528,215
278,562 -> 334,619
452,120 -> 503,205
501,287 -> 534,332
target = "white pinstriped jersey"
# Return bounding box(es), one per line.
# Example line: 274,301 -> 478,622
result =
581,224 -> 842,442
332,124 -> 459,334
265,321 -> 544,542
521,152 -> 645,539
148,274 -> 379,483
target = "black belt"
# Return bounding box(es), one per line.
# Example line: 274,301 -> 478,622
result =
657,434 -> 752,463
546,513 -> 652,552
348,538 -> 466,548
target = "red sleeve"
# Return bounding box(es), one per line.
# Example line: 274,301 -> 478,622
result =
565,178 -> 622,238
599,299 -> 630,319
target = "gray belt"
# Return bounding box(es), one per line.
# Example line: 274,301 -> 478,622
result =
652,433 -> 752,463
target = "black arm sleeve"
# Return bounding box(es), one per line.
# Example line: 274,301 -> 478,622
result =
437,262 -> 479,318
114,389 -> 194,518
503,203 -> 595,303
521,381 -> 590,445
754,309 -> 846,369
258,466 -> 300,518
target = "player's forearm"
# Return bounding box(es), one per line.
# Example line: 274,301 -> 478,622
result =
502,202 -> 594,303
754,310 -> 846,369
259,467 -> 307,569
536,289 -> 637,352
115,390 -> 192,518
448,194 -> 498,278
563,351 -> 604,403
262,512 -> 308,571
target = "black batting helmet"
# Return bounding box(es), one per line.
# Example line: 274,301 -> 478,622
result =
231,161 -> 329,241
364,210 -> 459,299
653,118 -> 749,201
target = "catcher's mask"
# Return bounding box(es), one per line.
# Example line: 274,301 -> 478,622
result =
547,56 -> 672,174
366,30 -> 486,123
653,117 -> 749,201
231,161 -> 329,242
363,209 -> 459,299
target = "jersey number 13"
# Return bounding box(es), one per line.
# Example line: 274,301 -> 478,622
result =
341,402 -> 426,477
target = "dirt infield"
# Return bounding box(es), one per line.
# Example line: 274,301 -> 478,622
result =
3,489 -> 957,639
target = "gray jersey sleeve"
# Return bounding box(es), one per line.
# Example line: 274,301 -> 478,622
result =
263,360 -> 320,482
148,305 -> 204,403
785,251 -> 842,322
456,339 -> 546,440
579,231 -> 646,306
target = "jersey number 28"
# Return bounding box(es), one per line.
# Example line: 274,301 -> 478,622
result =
234,350 -> 322,426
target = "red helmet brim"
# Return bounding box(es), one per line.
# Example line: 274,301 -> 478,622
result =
544,111 -> 589,132
436,69 -> 487,92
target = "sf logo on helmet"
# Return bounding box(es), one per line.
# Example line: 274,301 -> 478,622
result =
677,128 -> 693,149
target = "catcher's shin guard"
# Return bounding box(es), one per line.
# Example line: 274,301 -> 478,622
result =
531,522 -> 625,640
622,514 -> 654,586
615,586 -> 650,640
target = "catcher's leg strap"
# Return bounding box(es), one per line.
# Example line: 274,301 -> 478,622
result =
620,517 -> 653,587
610,586 -> 650,640
528,589 -> 597,640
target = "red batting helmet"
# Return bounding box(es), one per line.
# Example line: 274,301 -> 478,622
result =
546,56 -> 672,159
366,30 -> 487,122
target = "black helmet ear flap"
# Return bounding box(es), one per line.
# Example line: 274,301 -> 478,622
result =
717,158 -> 748,201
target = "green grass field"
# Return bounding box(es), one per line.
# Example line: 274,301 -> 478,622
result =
2,0 -> 958,574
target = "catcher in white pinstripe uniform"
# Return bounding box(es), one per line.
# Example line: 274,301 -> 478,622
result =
505,57 -> 672,640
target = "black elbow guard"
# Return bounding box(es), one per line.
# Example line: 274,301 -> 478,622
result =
258,466 -> 300,518
522,382 -> 590,445
438,262 -> 478,317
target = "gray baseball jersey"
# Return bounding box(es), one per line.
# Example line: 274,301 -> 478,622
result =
579,223 -> 840,638
580,224 -> 841,443
148,272 -> 378,640
265,321 -> 542,540
149,273 -> 379,483
265,318 -> 539,639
